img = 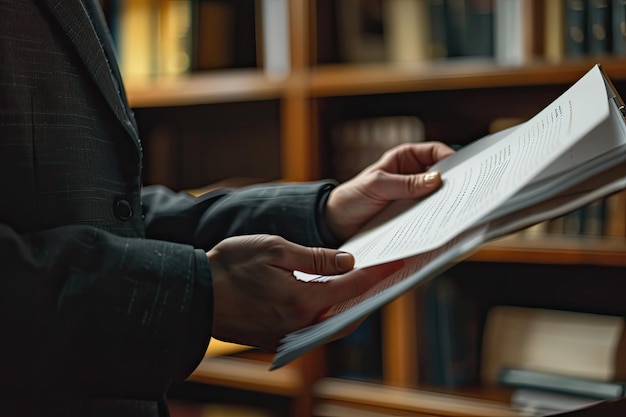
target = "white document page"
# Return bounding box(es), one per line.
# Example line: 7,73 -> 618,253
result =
335,65 -> 609,270
274,171 -> 626,369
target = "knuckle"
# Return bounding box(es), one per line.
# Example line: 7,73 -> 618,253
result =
264,235 -> 288,258
311,247 -> 328,272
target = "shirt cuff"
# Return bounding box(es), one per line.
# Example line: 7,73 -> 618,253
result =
175,249 -> 214,381
315,182 -> 343,248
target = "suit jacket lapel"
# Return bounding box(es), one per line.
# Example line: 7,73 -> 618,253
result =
42,0 -> 140,149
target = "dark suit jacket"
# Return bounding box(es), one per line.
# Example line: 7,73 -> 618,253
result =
0,1 -> 336,415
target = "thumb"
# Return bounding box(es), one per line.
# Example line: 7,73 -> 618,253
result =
272,242 -> 356,276
383,170 -> 443,200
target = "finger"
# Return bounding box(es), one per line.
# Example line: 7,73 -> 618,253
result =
317,260 -> 405,309
374,142 -> 455,174
369,170 -> 444,201
269,240 -> 356,276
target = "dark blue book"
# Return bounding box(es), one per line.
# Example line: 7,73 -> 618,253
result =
612,0 -> 626,55
466,0 -> 494,57
421,274 -> 479,387
565,0 -> 588,57
445,0 -> 470,57
587,0 -> 612,55
326,312 -> 382,381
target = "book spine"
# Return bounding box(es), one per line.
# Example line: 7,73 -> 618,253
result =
117,0 -> 160,80
335,0 -> 386,63
383,0 -> 432,63
494,0 -> 530,64
565,0 -> 588,57
331,116 -> 425,182
444,0 -> 469,57
158,0 -> 193,77
466,0 -> 494,57
613,0 -> 626,55
258,0 -> 291,77
192,1 -> 235,71
587,0 -> 612,56
327,313 -> 382,381
544,0 -> 566,62
582,198 -> 607,236
421,275 -> 479,387
428,0 -> 449,58
604,190 -> 626,236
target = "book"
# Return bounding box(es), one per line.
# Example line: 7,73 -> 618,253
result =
192,1 -> 235,71
116,0 -> 159,80
271,64 -> 626,369
256,0 -> 290,78
330,116 -> 426,182
481,306 -> 626,384
428,0 -> 448,58
420,274 -> 479,387
444,0 -> 469,58
158,0 -> 193,77
565,0 -> 588,57
613,0 -> 626,55
494,0 -> 538,65
336,0 -> 386,63
499,368 -> 626,400
466,0 -> 495,58
605,190 -> 626,236
382,0 -> 432,63
326,312 -> 382,381
587,0 -> 612,56
439,0 -> 496,59
544,0 -> 566,62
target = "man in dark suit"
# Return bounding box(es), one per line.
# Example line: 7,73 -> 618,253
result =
0,0 -> 453,415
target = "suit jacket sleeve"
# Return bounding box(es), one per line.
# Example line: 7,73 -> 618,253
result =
0,222 -> 211,400
141,181 -> 340,251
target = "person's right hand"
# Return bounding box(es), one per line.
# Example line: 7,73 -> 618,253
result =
207,234 -> 402,351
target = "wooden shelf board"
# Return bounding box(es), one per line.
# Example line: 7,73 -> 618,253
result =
126,60 -> 626,107
313,378 -> 522,417
468,235 -> 626,266
309,58 -> 626,98
126,69 -> 286,108
187,355 -> 302,397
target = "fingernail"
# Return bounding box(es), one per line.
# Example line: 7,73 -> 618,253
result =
424,171 -> 440,186
335,252 -> 354,270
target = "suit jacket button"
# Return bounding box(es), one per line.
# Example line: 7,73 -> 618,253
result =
115,199 -> 133,220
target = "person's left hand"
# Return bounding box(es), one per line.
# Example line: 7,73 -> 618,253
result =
208,234 -> 403,351
326,141 -> 455,242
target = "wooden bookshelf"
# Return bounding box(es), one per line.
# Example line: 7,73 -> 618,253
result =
117,0 -> 626,416
126,59 -> 626,109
